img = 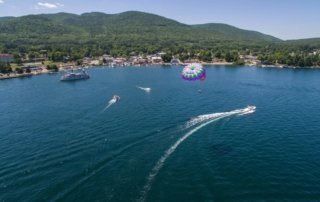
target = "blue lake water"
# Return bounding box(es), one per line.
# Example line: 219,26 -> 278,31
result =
1,65 -> 320,201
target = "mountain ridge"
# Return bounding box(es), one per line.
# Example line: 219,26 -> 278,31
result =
0,11 -> 319,58
0,11 -> 319,42
0,11 -> 280,42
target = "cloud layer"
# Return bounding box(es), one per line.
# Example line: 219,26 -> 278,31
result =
0,0 -> 4,4
36,2 -> 64,9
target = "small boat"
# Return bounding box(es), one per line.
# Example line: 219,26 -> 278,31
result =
112,95 -> 120,102
241,106 -> 256,115
60,69 -> 89,81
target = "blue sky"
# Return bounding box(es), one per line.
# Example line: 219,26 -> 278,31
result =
0,0 -> 319,40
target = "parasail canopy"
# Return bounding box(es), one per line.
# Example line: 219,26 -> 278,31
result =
181,63 -> 206,81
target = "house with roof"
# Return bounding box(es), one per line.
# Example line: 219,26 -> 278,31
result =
0,54 -> 14,63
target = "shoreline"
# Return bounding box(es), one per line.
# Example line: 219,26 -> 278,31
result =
0,68 -> 51,80
0,73 -> 33,80
1,63 -> 320,81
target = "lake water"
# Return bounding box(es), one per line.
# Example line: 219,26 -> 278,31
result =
1,65 -> 320,202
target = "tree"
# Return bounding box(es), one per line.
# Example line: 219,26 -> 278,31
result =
46,64 -> 58,71
13,53 -> 22,65
214,51 -> 222,59
179,54 -> 189,62
225,51 -> 239,62
235,58 -> 245,65
161,53 -> 172,63
198,51 -> 212,62
76,60 -> 83,66
225,52 -> 232,62
102,58 -> 107,64
16,67 -> 24,74
28,51 -> 39,61
304,56 -> 313,67
0,62 -> 12,74
49,51 -> 64,62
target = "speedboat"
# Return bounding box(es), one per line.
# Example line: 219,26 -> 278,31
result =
241,106 -> 256,115
247,106 -> 256,111
113,95 -> 120,102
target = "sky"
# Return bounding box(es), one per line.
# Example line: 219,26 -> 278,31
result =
0,0 -> 319,40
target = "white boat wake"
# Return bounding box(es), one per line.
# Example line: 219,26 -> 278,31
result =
185,106 -> 256,129
138,106 -> 256,202
102,95 -> 120,112
102,99 -> 116,111
137,86 -> 151,93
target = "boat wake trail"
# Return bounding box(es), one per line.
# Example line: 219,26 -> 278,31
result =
102,96 -> 120,112
102,99 -> 116,112
185,106 -> 256,129
137,86 -> 152,93
137,106 -> 256,202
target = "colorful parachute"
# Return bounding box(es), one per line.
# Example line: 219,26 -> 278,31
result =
182,63 -> 206,81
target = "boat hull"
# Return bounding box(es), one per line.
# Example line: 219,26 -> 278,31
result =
60,72 -> 90,81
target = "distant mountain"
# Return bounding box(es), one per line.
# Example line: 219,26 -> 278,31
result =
286,38 -> 320,46
193,23 -> 281,42
0,16 -> 14,21
0,11 -> 318,56
0,11 -> 280,42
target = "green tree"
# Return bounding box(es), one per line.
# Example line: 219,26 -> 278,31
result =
225,52 -> 232,62
46,64 -> 58,71
13,53 -> 22,65
198,51 -> 212,62
161,53 -> 172,63
0,62 -> 12,74
214,51 -> 222,59
235,58 -> 245,65
225,51 -> 239,62
50,51 -> 64,62
16,67 -> 24,74
179,54 -> 189,62
76,59 -> 83,66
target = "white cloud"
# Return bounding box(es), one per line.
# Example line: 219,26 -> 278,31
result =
55,3 -> 64,7
0,0 -> 4,4
36,2 -> 64,9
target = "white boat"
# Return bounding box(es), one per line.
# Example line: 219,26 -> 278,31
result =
112,95 -> 120,102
